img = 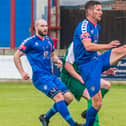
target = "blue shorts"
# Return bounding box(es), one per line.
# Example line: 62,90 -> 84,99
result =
32,72 -> 68,99
79,50 -> 112,97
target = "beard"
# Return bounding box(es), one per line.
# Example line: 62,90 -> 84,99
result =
38,30 -> 47,36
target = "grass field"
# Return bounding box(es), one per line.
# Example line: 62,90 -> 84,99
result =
0,82 -> 126,126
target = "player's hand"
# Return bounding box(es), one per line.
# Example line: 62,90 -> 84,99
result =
56,60 -> 63,68
102,68 -> 117,75
79,76 -> 85,84
21,72 -> 30,80
122,45 -> 126,48
107,40 -> 120,49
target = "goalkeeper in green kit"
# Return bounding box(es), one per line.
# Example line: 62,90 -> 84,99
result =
61,42 -> 117,126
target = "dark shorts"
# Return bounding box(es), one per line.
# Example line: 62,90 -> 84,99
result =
32,72 -> 68,99
79,50 -> 111,97
61,74 -> 86,101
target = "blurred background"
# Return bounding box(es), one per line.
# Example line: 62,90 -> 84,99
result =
0,0 -> 126,80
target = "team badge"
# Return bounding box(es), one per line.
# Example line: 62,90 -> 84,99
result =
44,51 -> 49,57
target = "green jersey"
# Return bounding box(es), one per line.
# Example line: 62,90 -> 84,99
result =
61,42 -> 85,101
61,42 -> 79,80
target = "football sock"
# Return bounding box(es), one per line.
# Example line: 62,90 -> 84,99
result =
44,103 -> 57,119
87,99 -> 92,108
55,100 -> 75,126
87,99 -> 99,126
45,102 -> 68,120
101,88 -> 109,98
93,121 -> 100,126
85,106 -> 98,126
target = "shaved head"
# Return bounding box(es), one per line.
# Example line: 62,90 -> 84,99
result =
35,19 -> 48,37
35,19 -> 47,27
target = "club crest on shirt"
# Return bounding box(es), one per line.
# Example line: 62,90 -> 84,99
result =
44,51 -> 49,57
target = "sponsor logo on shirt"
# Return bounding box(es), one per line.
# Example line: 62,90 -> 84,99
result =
81,20 -> 88,33
80,32 -> 90,39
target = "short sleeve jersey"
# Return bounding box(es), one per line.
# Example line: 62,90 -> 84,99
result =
73,19 -> 100,65
19,35 -> 55,73
65,42 -> 75,64
61,42 -> 80,77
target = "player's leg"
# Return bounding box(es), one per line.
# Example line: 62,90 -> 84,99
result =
84,90 -> 102,126
83,80 -> 102,126
62,74 -> 100,126
42,91 -> 73,120
33,74 -> 80,126
81,79 -> 110,126
41,76 -> 85,125
82,88 -> 101,126
79,62 -> 102,126
42,76 -> 81,126
100,79 -> 111,98
82,79 -> 110,111
63,91 -> 74,104
53,77 -> 83,126
81,89 -> 90,118
82,88 -> 90,100
53,93 -> 77,126
39,91 -> 73,126
110,45 -> 126,66
93,79 -> 110,126
42,75 -> 73,120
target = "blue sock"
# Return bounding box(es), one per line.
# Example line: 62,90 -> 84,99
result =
45,104 -> 57,119
85,106 -> 98,126
45,102 -> 68,120
55,100 -> 75,126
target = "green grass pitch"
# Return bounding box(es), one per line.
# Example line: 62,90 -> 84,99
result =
0,82 -> 126,126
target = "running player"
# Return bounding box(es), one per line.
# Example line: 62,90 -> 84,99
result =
14,19 -> 82,126
61,42 -> 116,126
73,1 -> 126,126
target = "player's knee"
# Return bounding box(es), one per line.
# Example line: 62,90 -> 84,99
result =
105,81 -> 111,89
64,92 -> 73,104
53,92 -> 64,102
92,92 -> 102,110
65,96 -> 73,104
93,99 -> 102,110
97,101 -> 102,109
